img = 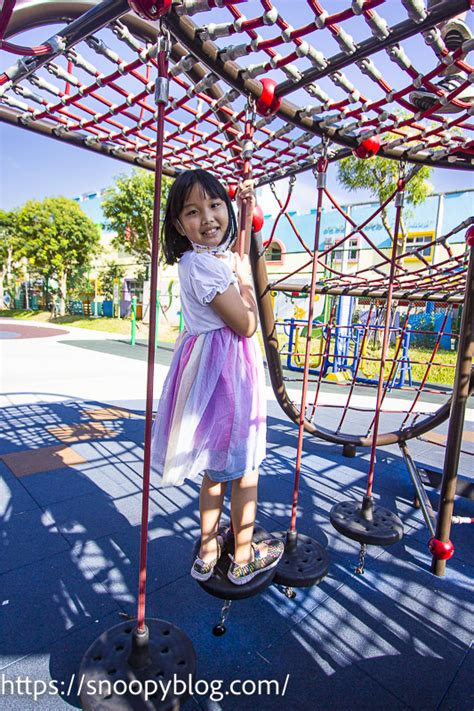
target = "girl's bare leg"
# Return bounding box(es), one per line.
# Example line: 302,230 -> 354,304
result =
199,473 -> 227,562
231,469 -> 259,565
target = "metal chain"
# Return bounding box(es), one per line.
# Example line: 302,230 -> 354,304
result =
355,543 -> 367,574
245,94 -> 257,126
219,599 -> 232,625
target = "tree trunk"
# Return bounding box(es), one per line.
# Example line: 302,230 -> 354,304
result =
59,271 -> 67,316
380,207 -> 394,242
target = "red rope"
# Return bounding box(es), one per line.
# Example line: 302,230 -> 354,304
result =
335,303 -> 375,435
366,173 -> 405,498
365,305 -> 414,436
237,108 -> 255,257
264,180 -> 298,251
290,157 -> 328,532
399,307 -> 452,431
309,301 -> 337,417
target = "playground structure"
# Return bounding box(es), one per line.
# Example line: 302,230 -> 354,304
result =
1,0 -> 473,707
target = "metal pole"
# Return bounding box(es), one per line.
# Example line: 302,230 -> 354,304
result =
131,296 -> 137,346
432,246 -> 474,576
135,34 -> 168,634
155,290 -> 160,349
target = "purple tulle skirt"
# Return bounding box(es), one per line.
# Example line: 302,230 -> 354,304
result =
151,327 -> 266,487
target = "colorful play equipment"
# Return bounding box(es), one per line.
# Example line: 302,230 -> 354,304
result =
2,0 -> 473,704
282,311 -> 414,388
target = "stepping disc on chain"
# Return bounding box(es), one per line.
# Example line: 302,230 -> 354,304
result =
193,525 -> 276,601
271,530 -> 330,587
79,619 -> 196,710
330,496 -> 404,546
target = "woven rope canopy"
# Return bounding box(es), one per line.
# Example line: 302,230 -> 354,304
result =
1,0 -> 473,185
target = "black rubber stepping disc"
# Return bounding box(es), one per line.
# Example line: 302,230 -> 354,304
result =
193,526 -> 276,601
271,531 -> 330,587
330,500 -> 404,546
79,619 -> 196,710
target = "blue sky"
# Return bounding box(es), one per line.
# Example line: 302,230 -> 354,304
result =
1,3 -> 473,212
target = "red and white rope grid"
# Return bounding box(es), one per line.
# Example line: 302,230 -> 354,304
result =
0,0 -> 472,179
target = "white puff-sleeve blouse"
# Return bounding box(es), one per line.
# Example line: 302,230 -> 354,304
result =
178,250 -> 238,335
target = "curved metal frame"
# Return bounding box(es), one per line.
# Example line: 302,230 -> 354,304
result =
251,233 -> 473,448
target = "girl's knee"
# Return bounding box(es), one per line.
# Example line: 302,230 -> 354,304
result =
233,469 -> 259,488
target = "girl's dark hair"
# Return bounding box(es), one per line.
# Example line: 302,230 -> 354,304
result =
162,169 -> 237,265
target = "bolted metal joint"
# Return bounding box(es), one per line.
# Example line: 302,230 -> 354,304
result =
155,76 -> 169,105
317,171 -> 327,189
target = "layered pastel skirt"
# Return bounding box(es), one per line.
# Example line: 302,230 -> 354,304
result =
151,327 -> 266,487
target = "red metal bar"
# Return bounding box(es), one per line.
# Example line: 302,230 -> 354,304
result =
135,41 -> 168,633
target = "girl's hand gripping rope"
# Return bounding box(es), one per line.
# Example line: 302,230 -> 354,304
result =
235,179 -> 256,256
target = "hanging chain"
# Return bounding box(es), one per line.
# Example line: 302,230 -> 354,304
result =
321,134 -> 330,162
154,21 -> 170,106
219,599 -> 232,625
355,543 -> 367,574
158,19 -> 171,54
245,94 -> 257,126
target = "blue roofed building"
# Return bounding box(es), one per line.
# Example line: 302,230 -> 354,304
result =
260,189 -> 473,285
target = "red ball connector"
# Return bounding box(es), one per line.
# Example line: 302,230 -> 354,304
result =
465,224 -> 474,247
256,78 -> 282,117
252,204 -> 264,232
128,0 -> 171,20
353,134 -> 380,159
428,536 -> 454,561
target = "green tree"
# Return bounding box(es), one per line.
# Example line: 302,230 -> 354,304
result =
101,170 -> 173,264
16,197 -> 100,315
0,210 -> 21,309
337,154 -> 432,251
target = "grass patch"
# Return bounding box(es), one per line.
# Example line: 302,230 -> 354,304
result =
278,330 -> 457,388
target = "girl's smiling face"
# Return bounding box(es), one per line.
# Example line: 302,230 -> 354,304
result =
176,183 -> 230,250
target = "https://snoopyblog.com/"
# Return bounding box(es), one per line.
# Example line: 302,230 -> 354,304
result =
1,672 -> 291,703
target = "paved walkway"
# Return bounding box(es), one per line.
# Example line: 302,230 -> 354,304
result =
0,319 -> 473,710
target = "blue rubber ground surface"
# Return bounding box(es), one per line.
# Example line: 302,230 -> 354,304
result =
1,390 -> 473,711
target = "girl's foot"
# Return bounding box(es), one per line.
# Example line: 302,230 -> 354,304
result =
191,529 -> 226,581
227,539 -> 284,585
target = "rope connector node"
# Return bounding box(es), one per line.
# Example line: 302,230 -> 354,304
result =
46,35 -> 66,54
241,139 -> 254,160
317,170 -> 327,189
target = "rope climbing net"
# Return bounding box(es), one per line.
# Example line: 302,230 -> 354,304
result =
1,0 -> 473,182
254,161 -> 473,447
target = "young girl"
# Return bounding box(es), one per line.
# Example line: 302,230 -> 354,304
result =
151,169 -> 283,585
